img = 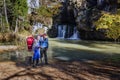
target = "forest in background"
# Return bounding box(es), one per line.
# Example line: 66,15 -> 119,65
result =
0,0 -> 60,44
0,0 -> 120,44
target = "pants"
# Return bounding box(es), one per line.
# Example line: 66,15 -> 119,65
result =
40,48 -> 48,64
33,51 -> 40,66
33,59 -> 39,66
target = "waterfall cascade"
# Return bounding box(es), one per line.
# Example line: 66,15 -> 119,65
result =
57,25 -> 80,40
69,27 -> 80,40
57,25 -> 67,38
55,0 -> 80,40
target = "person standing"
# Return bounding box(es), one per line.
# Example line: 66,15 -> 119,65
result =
39,34 -> 49,64
32,36 -> 41,67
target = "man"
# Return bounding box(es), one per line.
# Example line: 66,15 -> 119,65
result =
39,34 -> 49,64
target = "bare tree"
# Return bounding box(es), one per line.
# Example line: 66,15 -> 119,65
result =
3,0 -> 9,31
0,0 -> 3,32
0,13 -> 1,30
0,13 -> 3,32
15,18 -> 18,33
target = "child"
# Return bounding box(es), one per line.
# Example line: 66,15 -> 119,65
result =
32,38 -> 40,67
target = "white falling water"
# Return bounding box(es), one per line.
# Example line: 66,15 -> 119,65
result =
57,25 -> 80,40
63,25 -> 67,38
57,25 -> 67,38
58,25 -> 62,38
69,27 -> 80,40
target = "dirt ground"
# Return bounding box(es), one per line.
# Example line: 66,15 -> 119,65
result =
0,60 -> 120,80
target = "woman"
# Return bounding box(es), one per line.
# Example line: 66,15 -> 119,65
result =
32,37 -> 40,67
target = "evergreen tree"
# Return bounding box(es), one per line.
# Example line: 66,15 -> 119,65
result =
11,0 -> 28,32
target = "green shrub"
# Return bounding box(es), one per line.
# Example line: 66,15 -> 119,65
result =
95,11 -> 120,41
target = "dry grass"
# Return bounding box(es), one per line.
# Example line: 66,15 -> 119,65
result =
35,28 -> 45,34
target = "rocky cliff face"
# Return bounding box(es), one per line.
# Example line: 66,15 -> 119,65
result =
67,0 -> 118,40
69,0 -> 118,30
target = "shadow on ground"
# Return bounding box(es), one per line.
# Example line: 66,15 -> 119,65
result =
1,60 -> 120,80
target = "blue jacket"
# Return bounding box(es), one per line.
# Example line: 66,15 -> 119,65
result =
39,38 -> 49,48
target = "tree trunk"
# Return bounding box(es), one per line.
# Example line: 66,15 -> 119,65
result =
0,13 -> 2,32
0,13 -> 4,32
15,18 -> 18,33
3,0 -> 9,31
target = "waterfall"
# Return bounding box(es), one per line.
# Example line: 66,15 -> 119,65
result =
58,25 -> 62,38
63,25 -> 67,38
57,25 -> 67,38
57,25 -> 80,40
69,27 -> 80,40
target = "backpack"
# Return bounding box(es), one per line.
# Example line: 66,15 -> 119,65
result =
26,36 -> 34,51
